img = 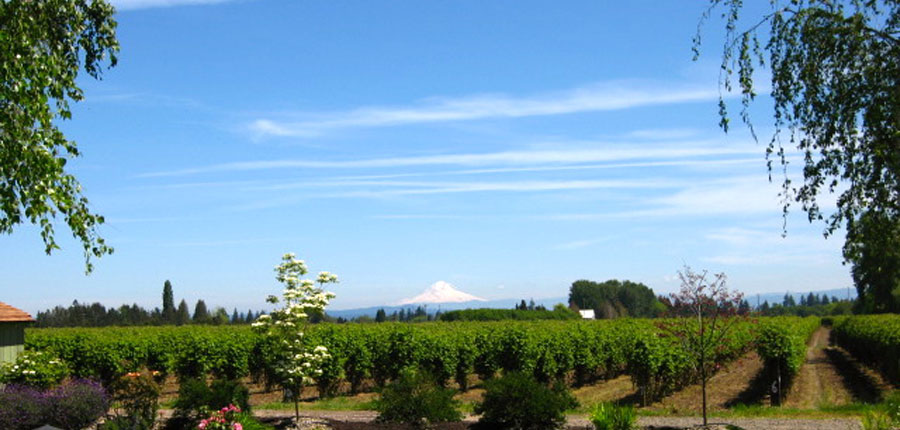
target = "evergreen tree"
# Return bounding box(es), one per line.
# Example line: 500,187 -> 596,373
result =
375,308 -> 386,323
414,306 -> 427,319
807,292 -> 817,306
231,308 -> 240,324
192,299 -> 209,324
162,280 -> 175,324
176,300 -> 190,325
783,294 -> 796,307
822,295 -> 830,305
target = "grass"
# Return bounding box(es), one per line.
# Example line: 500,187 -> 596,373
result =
258,395 -> 377,411
691,402 -> 876,419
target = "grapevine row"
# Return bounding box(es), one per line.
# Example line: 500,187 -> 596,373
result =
754,316 -> 820,402
25,318 -> 761,401
832,314 -> 900,384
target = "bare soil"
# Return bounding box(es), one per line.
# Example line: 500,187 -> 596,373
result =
784,327 -> 894,408
647,351 -> 766,414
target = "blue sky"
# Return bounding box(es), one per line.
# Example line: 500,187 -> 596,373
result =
3,0 -> 852,315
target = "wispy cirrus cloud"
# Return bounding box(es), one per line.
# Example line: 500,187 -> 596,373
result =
225,178 -> 680,211
553,238 -> 610,250
141,142 -> 757,177
700,227 -> 842,266
112,0 -> 241,10
247,81 -> 720,138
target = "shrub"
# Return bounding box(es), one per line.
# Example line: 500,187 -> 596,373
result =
105,369 -> 161,430
49,379 -> 110,430
0,379 -> 108,430
589,402 -> 636,430
0,385 -> 47,430
169,378 -> 250,429
374,367 -> 462,428
0,350 -> 69,389
197,404 -> 243,430
473,371 -> 577,430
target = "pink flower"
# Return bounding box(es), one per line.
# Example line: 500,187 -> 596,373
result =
233,424 -> 243,430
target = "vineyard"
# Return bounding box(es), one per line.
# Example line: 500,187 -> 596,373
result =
25,315 -> 877,403
12,314 -> 900,429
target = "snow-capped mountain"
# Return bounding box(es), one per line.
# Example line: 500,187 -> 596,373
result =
397,281 -> 486,305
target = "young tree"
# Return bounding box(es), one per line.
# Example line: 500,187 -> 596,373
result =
162,280 -> 175,324
210,307 -> 229,325
1,0 -> 119,273
697,1 -> 900,311
252,253 -> 337,422
662,266 -> 745,427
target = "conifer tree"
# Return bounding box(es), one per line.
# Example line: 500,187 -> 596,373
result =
176,300 -> 190,325
192,300 -> 209,324
162,280 -> 175,324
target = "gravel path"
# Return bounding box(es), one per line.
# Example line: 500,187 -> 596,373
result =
223,409 -> 864,430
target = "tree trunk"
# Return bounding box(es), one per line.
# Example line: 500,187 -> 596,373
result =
702,375 -> 708,426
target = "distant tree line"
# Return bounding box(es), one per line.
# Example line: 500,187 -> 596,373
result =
439,303 -> 578,322
339,299 -> 580,324
753,292 -> 854,317
34,280 -> 267,327
338,305 -> 442,324
568,279 -> 665,318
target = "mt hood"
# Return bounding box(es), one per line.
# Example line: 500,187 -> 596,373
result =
398,281 -> 486,305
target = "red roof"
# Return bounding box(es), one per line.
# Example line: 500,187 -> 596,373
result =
0,302 -> 34,322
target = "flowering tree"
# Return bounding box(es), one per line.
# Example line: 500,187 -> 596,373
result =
252,253 -> 337,421
662,266 -> 745,427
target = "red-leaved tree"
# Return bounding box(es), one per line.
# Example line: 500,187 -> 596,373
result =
662,266 -> 747,426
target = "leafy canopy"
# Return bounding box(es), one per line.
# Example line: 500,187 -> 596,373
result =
697,0 -> 899,311
0,0 -> 118,272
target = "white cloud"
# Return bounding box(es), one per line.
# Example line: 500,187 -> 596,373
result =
112,0 -> 239,10
141,142 -> 757,177
553,238 -> 609,250
625,128 -> 701,140
700,226 -> 843,267
247,81 -> 719,138
250,178 -> 679,196
641,178 -> 786,216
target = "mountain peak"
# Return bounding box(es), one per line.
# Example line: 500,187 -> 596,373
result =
398,281 -> 486,305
